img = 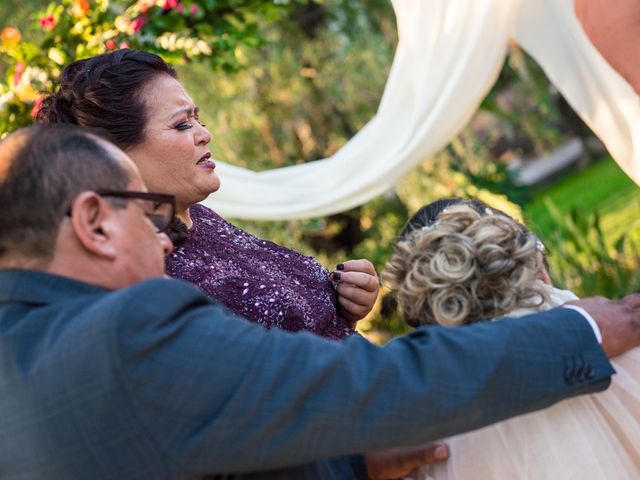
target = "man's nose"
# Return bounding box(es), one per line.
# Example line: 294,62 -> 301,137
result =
158,232 -> 174,256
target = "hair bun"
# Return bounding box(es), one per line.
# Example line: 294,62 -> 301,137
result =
383,204 -> 549,327
35,50 -> 177,149
428,236 -> 475,284
430,287 -> 473,326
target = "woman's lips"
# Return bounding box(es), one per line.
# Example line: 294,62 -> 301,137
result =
197,160 -> 216,169
197,153 -> 215,169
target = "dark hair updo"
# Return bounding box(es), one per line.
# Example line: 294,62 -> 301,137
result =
36,49 -> 177,150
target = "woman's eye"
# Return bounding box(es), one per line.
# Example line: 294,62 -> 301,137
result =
176,122 -> 192,131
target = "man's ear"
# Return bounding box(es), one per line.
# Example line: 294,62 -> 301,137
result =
69,192 -> 118,260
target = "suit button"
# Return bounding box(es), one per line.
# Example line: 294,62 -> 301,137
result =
564,368 -> 575,385
585,365 -> 595,380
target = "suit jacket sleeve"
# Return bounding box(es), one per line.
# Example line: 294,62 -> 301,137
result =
113,278 -> 613,476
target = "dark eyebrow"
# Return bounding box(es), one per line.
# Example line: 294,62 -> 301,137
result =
169,106 -> 200,120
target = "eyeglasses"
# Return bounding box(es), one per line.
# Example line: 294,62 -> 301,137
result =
96,190 -> 176,233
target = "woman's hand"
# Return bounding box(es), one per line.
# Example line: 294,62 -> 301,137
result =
330,259 -> 379,325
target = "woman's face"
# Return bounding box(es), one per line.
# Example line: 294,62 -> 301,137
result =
126,74 -> 219,211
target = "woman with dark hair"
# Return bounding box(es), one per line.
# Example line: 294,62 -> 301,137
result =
383,198 -> 640,479
37,49 -> 379,339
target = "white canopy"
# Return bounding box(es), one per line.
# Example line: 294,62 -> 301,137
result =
205,0 -> 640,220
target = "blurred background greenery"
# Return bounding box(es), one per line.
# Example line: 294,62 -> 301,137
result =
2,0 -> 639,342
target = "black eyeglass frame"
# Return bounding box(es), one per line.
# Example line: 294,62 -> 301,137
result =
95,190 -> 176,233
66,189 -> 176,234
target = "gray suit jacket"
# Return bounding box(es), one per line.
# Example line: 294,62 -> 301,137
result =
0,270 -> 613,479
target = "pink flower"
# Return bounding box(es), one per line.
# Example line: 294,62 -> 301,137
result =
105,39 -> 116,50
31,96 -> 44,118
190,5 -> 198,14
13,61 -> 25,86
131,18 -> 144,33
137,0 -> 153,13
162,0 -> 178,10
120,42 -> 130,49
39,15 -> 56,31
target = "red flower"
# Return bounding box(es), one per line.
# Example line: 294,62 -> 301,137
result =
39,15 -> 56,31
176,3 -> 185,13
105,39 -> 116,50
13,62 -> 26,86
131,18 -> 144,33
190,5 -> 198,14
162,0 -> 178,10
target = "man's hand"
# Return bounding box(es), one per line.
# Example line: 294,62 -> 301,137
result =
365,442 -> 449,480
330,259 -> 379,325
568,294 -> 640,358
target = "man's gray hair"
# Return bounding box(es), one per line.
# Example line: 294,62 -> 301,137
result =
0,124 -> 130,261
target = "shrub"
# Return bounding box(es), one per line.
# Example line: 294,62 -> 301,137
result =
0,0 -> 300,135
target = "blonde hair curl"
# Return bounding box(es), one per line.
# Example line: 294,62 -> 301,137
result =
383,205 -> 549,327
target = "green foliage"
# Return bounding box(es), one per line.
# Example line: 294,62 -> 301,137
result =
524,157 -> 640,245
479,45 -> 566,160
0,0 -> 301,135
446,134 -> 531,207
181,0 -> 397,170
542,200 -> 640,298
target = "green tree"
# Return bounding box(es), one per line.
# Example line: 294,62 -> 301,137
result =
0,0 -> 302,135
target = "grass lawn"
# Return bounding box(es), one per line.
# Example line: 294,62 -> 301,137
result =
524,156 -> 640,247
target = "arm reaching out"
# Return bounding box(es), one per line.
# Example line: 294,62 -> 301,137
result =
567,293 -> 640,358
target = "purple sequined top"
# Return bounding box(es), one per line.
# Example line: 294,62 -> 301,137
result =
166,204 -> 356,340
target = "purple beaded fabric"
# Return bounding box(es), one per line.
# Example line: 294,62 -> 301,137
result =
166,204 -> 356,340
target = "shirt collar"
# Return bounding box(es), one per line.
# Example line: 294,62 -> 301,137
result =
0,269 -> 105,306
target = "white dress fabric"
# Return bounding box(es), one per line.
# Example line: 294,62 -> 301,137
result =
205,0 -> 640,220
408,287 -> 640,480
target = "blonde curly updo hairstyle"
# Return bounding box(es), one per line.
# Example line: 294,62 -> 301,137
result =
383,200 -> 549,327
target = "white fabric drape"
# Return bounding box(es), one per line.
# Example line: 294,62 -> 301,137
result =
204,0 -> 640,220
512,0 -> 640,189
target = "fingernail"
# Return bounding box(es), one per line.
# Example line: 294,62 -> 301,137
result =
434,445 -> 448,460
332,272 -> 341,281
336,263 -> 345,271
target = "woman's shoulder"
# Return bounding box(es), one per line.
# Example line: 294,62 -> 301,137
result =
501,285 -> 580,319
188,203 -> 308,258
190,203 -> 227,225
189,203 -> 249,238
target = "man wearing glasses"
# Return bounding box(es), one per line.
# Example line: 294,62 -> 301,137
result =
1,124 -> 639,479
71,190 -> 176,234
